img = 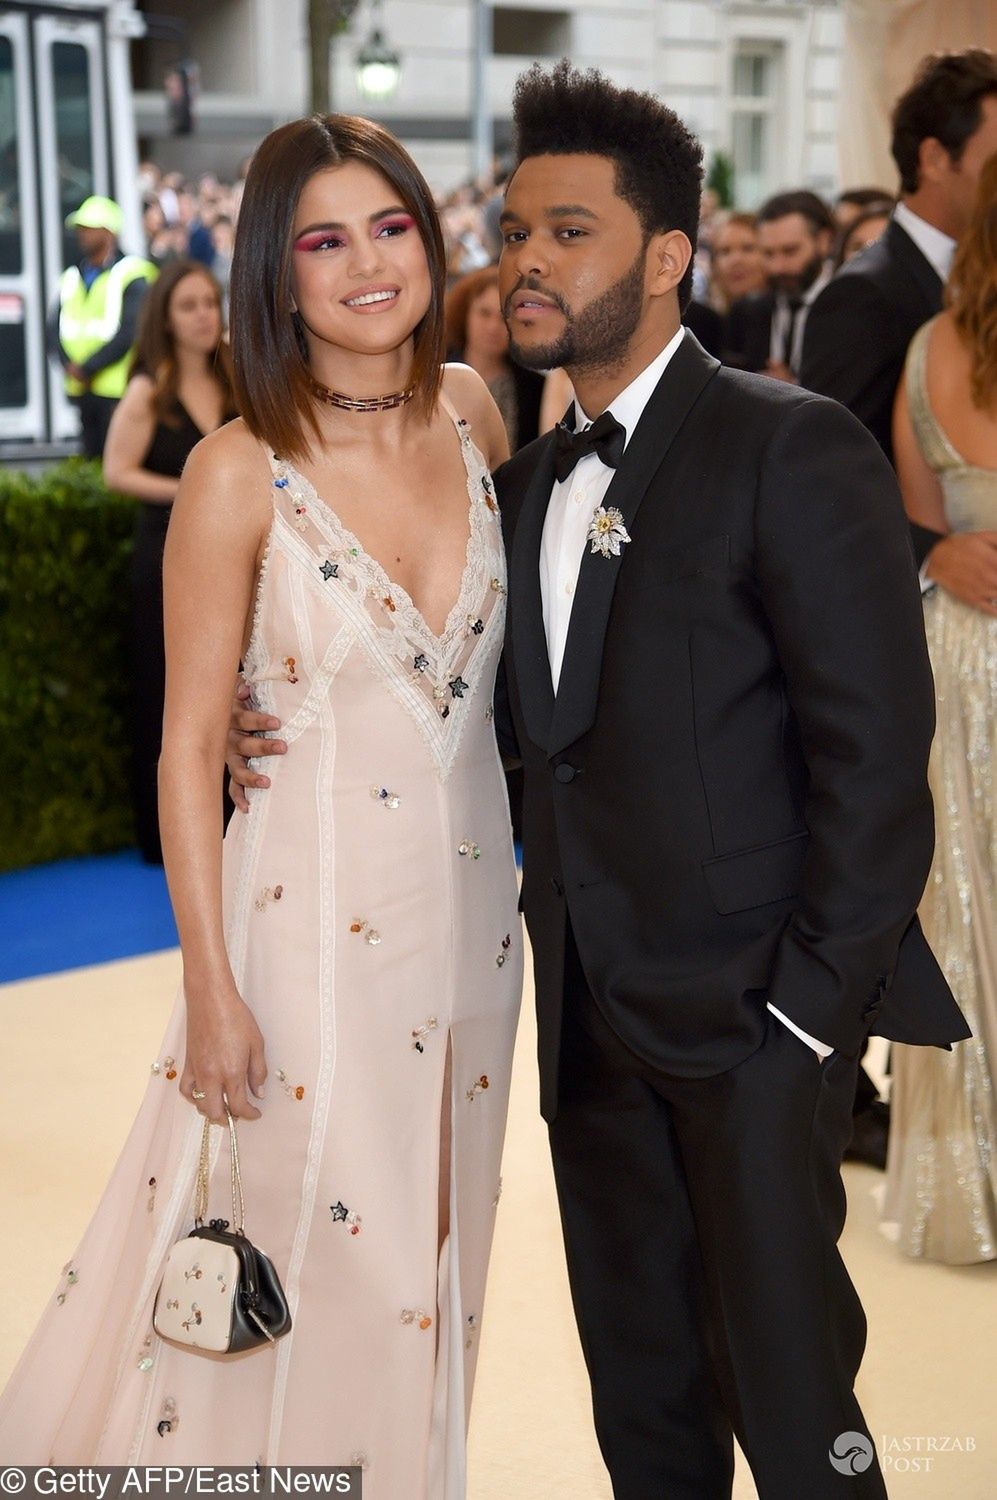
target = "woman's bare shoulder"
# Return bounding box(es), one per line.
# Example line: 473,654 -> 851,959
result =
441,362 -> 509,466
125,370 -> 156,398
116,371 -> 156,415
442,361 -> 492,415
182,417 -> 269,486
926,309 -> 965,354
925,311 -> 972,381
174,418 -> 273,530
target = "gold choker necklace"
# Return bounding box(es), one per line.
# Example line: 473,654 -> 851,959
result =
309,378 -> 414,413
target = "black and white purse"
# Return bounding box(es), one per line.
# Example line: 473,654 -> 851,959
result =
153,1103 -> 291,1355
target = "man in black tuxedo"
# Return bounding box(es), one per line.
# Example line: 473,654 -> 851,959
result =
724,190 -> 835,381
492,63 -> 968,1498
801,48 -> 997,588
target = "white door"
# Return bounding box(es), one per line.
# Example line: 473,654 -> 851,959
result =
33,10 -> 110,443
0,12 -> 45,442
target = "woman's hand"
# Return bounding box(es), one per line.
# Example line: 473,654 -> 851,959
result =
179,983 -> 268,1123
923,532 -> 997,617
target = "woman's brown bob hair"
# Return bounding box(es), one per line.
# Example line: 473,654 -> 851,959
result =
947,150 -> 997,410
130,259 -> 235,426
230,114 -> 447,460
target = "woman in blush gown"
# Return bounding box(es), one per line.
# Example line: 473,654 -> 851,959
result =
0,115 -> 522,1494
885,153 -> 997,1264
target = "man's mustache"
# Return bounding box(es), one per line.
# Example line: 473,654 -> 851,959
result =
502,278 -> 571,321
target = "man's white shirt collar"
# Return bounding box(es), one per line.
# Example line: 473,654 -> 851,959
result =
893,202 -> 956,283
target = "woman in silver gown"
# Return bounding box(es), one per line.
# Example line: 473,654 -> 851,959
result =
886,155 -> 997,1264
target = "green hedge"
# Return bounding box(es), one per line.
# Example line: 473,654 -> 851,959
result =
0,459 -> 138,872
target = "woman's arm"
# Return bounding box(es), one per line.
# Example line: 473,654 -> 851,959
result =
160,424 -> 272,1122
103,376 -> 179,503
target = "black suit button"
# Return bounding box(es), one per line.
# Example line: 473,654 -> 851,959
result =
550,875 -> 564,896
554,763 -> 577,784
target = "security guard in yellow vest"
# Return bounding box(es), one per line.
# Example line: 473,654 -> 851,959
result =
46,196 -> 157,457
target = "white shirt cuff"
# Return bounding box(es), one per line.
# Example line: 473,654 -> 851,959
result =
918,558 -> 936,595
766,1002 -> 834,1059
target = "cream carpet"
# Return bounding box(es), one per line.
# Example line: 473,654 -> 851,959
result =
1,944 -> 994,1495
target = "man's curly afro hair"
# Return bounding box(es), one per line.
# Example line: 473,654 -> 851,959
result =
511,60 -> 704,310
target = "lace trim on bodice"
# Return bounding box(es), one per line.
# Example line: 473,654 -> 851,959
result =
244,395 -> 507,780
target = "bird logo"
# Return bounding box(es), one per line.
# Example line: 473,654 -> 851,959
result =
828,1431 -> 875,1474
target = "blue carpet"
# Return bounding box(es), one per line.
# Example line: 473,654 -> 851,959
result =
0,850 -> 178,983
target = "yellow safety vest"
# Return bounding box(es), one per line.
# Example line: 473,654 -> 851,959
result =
59,256 -> 158,398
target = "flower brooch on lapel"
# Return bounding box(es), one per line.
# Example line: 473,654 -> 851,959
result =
588,505 -> 631,558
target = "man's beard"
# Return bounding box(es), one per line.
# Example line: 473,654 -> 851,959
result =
505,249 -> 647,377
769,249 -> 825,299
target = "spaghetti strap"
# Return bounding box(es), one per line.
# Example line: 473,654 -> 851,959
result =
437,389 -> 464,429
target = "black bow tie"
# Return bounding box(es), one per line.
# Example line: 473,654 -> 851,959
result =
553,409 -> 627,484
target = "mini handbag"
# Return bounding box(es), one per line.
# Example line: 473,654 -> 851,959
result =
153,1103 -> 292,1355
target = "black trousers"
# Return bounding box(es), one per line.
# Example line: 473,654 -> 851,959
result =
547,930 -> 887,1499
129,503 -> 171,863
76,391 -> 118,459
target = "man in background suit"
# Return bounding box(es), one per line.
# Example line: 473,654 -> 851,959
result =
802,48 -> 997,586
724,190 -> 834,381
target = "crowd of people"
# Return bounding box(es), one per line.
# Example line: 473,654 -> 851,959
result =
19,41 -> 997,1494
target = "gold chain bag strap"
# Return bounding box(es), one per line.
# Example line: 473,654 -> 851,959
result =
153,1104 -> 292,1355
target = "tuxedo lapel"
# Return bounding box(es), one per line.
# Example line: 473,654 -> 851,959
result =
509,434 -> 557,751
547,332 -> 720,758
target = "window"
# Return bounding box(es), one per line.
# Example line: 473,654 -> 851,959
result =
0,35 -> 21,275
52,42 -> 95,269
730,41 -> 782,209
492,7 -> 570,58
0,34 -> 26,409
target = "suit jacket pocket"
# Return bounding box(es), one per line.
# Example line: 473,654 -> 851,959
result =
625,532 -> 731,590
702,829 -> 809,915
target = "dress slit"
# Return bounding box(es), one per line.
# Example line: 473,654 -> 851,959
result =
428,1028 -> 465,1497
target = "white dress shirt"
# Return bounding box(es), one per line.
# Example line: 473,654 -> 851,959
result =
768,263 -> 834,375
539,327 -> 833,1060
540,327 -> 685,689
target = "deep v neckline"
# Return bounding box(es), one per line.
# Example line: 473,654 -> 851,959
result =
277,401 -> 485,647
